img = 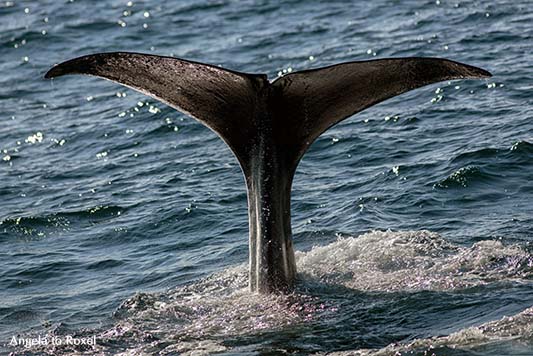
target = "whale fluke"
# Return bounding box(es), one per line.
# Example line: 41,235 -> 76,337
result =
271,57 -> 491,162
45,52 -> 266,165
45,52 -> 491,293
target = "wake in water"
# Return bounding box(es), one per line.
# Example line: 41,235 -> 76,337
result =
14,230 -> 533,355
334,306 -> 533,356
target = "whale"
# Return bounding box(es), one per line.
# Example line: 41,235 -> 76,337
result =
45,52 -> 491,293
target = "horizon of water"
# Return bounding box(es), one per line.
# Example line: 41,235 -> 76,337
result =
1,0 -> 532,355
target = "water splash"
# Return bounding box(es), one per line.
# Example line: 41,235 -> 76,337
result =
17,231 -> 533,355
332,306 -> 533,356
298,230 -> 532,292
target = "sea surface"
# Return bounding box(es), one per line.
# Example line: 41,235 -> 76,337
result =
1,0 -> 532,355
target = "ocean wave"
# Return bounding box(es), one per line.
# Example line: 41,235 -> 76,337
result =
24,264 -> 330,355
452,140 -> 533,164
434,165 -> 488,188
0,205 -> 125,237
330,306 -> 533,356
436,141 -> 533,189
17,231 -> 533,355
298,230 -> 532,292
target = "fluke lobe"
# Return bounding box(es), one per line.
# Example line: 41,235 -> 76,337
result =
45,52 -> 491,293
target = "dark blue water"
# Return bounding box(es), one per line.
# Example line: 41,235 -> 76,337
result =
1,0 -> 532,355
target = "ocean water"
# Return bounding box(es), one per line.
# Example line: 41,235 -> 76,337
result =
1,0 -> 532,355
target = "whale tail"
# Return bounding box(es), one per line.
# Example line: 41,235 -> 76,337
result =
44,52 -> 490,169
45,53 -> 491,292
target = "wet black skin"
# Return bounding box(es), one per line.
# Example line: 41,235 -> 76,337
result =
45,53 -> 491,293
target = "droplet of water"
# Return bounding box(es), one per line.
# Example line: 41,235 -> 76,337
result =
25,132 -> 44,144
431,95 -> 443,103
148,105 -> 160,114
96,151 -> 108,159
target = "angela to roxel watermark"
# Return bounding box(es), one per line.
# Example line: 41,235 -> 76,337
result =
9,334 -> 96,349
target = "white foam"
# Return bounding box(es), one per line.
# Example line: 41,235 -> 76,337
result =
21,230 -> 533,355
86,265 -> 331,354
330,306 -> 533,356
297,230 -> 532,292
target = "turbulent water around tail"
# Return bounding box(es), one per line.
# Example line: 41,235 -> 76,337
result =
1,0 -> 532,355
10,231 -> 533,355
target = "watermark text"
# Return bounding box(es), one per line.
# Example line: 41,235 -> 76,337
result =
9,335 -> 96,348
